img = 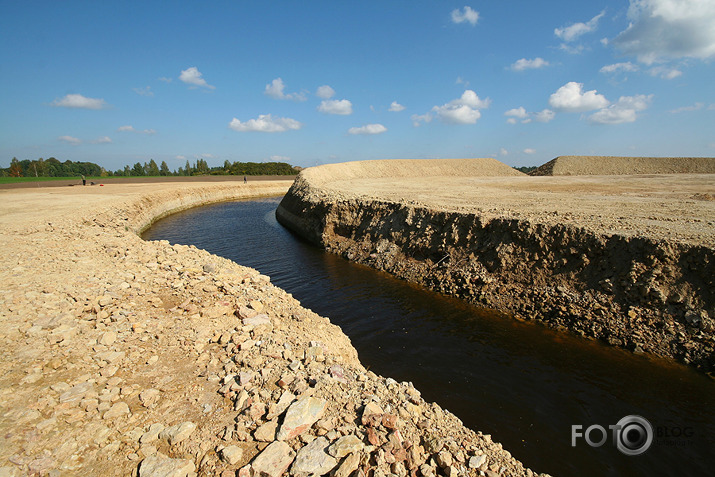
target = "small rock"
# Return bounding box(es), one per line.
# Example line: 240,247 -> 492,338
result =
291,437 -> 337,475
276,396 -> 327,441
160,422 -> 196,445
219,445 -> 243,465
243,314 -> 271,327
59,382 -> 93,404
99,331 -> 117,346
361,401 -> 384,426
139,389 -> 161,408
250,441 -> 295,477
138,455 -> 195,477
469,454 -> 486,469
253,419 -> 278,442
140,423 -> 165,444
103,402 -> 130,419
328,434 -> 364,458
334,452 -> 361,477
249,300 -> 264,313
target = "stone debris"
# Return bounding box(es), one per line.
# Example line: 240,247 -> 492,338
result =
291,436 -> 337,475
138,455 -> 195,477
250,441 -> 295,477
0,182 -> 545,476
276,396 -> 327,441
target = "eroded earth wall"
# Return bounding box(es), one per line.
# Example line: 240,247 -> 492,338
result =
277,175 -> 715,372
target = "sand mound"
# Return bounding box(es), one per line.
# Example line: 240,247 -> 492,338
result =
303,158 -> 524,185
531,156 -> 715,176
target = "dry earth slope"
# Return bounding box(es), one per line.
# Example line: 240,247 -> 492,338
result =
277,158 -> 715,372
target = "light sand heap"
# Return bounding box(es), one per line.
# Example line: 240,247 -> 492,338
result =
531,156 -> 715,176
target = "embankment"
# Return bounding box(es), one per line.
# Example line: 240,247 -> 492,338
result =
531,156 -> 715,176
0,180 -> 540,476
276,159 -> 715,372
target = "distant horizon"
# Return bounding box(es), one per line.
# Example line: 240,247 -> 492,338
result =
2,2 -> 714,171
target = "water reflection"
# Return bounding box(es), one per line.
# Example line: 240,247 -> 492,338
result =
143,197 -> 715,477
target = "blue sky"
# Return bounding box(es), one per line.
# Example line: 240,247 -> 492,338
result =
1,1 -> 714,171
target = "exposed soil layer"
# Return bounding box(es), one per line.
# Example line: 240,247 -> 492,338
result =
276,159 -> 715,372
0,180 -> 541,476
531,156 -> 715,176
0,175 -> 296,190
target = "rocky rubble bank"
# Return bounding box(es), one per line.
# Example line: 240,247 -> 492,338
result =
277,174 -> 714,372
0,182 -> 542,476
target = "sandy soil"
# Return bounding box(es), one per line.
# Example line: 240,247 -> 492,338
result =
0,175 -> 295,190
0,179 -> 540,476
321,173 -> 715,248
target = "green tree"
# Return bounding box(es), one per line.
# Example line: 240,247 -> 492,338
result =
9,158 -> 22,177
131,162 -> 145,176
145,159 -> 160,176
194,158 -> 209,175
184,160 -> 192,176
159,160 -> 170,176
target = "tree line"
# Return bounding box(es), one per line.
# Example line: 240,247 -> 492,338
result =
3,157 -> 299,178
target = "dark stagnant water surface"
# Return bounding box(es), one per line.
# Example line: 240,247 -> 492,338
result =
143,197 -> 715,477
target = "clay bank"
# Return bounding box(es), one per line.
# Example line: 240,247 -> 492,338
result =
0,180 -> 540,476
276,157 -> 715,372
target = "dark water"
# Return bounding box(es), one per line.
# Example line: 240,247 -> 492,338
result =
143,197 -> 715,477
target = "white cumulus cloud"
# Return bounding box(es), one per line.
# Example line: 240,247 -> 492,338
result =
648,66 -> 682,79
534,109 -> 556,123
510,57 -> 550,71
318,99 -> 353,115
524,148 -> 537,154
600,62 -> 640,74
613,0 -> 715,64
549,82 -> 609,112
589,94 -> 653,124
505,107 -> 528,119
265,78 -> 306,101
451,6 -> 479,25
229,114 -> 303,133
669,102 -> 704,113
432,90 -> 490,124
51,94 -> 108,110
555,10 -> 605,42
117,125 -> 156,134
388,101 -> 406,112
58,135 -> 82,145
316,85 -> 335,99
179,67 -> 215,89
92,136 -> 112,144
348,124 -> 387,135
505,107 -> 555,124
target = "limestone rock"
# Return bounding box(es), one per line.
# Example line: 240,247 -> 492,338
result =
328,434 -> 364,458
291,436 -> 337,475
250,441 -> 295,477
276,395 -> 326,441
160,422 -> 196,445
103,401 -> 130,419
253,419 -> 278,442
334,452 -> 361,477
138,455 -> 195,477
139,388 -> 161,408
219,445 -> 243,465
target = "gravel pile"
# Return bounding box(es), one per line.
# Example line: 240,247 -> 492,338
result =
530,156 -> 715,176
